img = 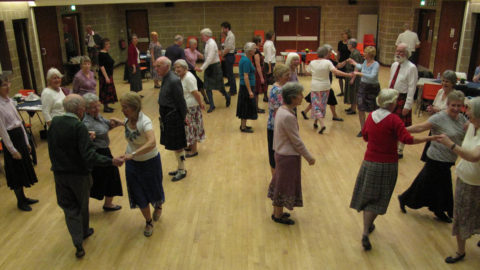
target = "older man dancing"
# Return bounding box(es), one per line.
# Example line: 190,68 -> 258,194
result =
155,57 -> 188,181
48,94 -> 124,258
388,43 -> 418,158
196,28 -> 231,113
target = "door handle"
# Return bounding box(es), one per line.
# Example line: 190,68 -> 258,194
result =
41,48 -> 46,56
453,41 -> 458,50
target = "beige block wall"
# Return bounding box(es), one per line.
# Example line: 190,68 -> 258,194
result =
458,2 -> 480,75
0,2 -> 43,94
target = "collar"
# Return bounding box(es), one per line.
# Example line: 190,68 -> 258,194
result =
371,108 -> 391,124
64,112 -> 80,120
0,95 -> 10,103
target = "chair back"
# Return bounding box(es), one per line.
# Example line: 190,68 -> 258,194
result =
422,83 -> 442,100
305,54 -> 318,65
363,34 -> 375,46
357,43 -> 364,56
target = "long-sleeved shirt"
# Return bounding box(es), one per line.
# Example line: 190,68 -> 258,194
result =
165,44 -> 194,70
72,70 -> 96,96
201,38 -> 220,71
82,113 -> 111,149
184,48 -> 202,69
41,87 -> 66,123
223,30 -> 235,54
127,43 -> 140,67
0,96 -> 29,154
356,60 -> 380,84
273,106 -> 313,162
388,60 -> 418,110
263,40 -> 276,64
47,113 -> 112,175
158,70 -> 187,121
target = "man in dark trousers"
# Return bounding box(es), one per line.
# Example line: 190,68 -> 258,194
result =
47,94 -> 124,258
165,34 -> 193,70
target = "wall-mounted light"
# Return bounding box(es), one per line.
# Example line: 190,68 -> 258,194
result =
71,5 -> 76,11
420,0 -> 426,6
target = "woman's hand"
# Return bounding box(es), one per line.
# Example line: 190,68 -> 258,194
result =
261,77 -> 265,84
123,153 -> 134,161
88,131 -> 96,140
195,67 -> 202,72
436,134 -> 453,146
249,91 -> 254,99
200,103 -> 205,111
105,77 -> 111,84
12,151 -> 22,160
132,66 -> 136,74
27,145 -> 32,153
308,158 -> 316,166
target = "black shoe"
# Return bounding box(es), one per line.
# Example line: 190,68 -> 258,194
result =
318,126 -> 326,134
240,127 -> 254,133
204,98 -> 210,105
398,153 -> 403,159
263,96 -> 268,102
25,198 -> 39,205
228,91 -> 237,96
239,126 -> 252,130
313,123 -> 318,129
356,131 -> 362,138
398,196 -> 407,213
345,108 -> 353,112
168,170 -> 178,176
185,152 -> 198,158
154,85 -> 161,89
337,93 -> 344,97
301,111 -> 309,120
477,240 -> 480,247
226,97 -> 231,107
207,107 -> 215,113
368,224 -> 375,234
83,228 -> 94,239
271,213 -> 291,220
271,215 -> 295,225
257,109 -> 265,114
75,245 -> 85,258
103,107 -> 114,113
445,253 -> 465,264
103,205 -> 122,212
347,110 -> 356,115
434,211 -> 452,223
17,203 -> 32,211
140,95 -> 144,98
332,117 -> 344,121
362,235 -> 372,251
172,170 -> 187,182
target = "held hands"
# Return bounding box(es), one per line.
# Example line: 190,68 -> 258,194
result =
12,151 -> 22,160
435,134 -> 453,146
109,118 -> 123,128
402,108 -> 410,116
112,156 -> 126,167
347,58 -> 356,66
88,131 -> 96,140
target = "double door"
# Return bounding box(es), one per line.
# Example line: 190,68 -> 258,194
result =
274,7 -> 320,53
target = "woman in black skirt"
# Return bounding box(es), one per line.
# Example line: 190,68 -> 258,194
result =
98,38 -> 118,113
236,42 -> 258,133
0,74 -> 38,211
82,93 -> 123,211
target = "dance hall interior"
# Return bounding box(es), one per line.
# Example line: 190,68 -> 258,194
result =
0,0 -> 480,269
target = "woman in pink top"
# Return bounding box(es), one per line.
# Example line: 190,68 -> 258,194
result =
349,88 -> 436,251
267,82 -> 315,225
72,56 -> 96,96
185,38 -> 208,105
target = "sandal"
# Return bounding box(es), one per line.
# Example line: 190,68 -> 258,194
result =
144,219 -> 154,237
445,252 -> 465,264
271,215 -> 295,225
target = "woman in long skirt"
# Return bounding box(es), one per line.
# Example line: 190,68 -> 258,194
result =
236,42 -> 258,132
127,34 -> 143,93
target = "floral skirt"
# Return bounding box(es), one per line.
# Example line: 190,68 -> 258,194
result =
452,178 -> 480,240
311,91 -> 329,119
185,105 -> 206,146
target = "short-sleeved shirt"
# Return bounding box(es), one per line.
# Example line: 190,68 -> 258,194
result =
432,89 -> 448,111
83,113 -> 111,149
124,112 -> 159,162
456,123 -> 480,186
181,71 -> 199,107
239,55 -> 255,86
427,111 -> 467,162
267,84 -> 283,130
307,59 -> 335,92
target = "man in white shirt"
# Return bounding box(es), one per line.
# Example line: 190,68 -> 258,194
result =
196,28 -> 231,113
221,22 -> 237,96
395,23 -> 420,64
263,31 -> 276,102
388,43 -> 418,158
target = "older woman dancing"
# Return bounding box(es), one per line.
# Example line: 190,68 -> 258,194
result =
149,31 -> 162,89
306,45 -> 352,134
267,82 -> 316,225
436,97 -> 480,263
348,46 -> 381,137
237,42 -> 258,133
41,68 -> 66,126
428,70 -> 457,114
267,64 -> 290,175
83,93 -> 123,211
120,92 -> 164,237
0,73 -> 38,211
73,56 -> 96,96
350,88 -> 436,251
399,91 -> 466,222
285,53 -> 300,82
344,38 -> 363,114
174,59 -> 206,158
184,38 -> 209,105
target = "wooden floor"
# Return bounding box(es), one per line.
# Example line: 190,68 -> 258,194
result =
0,65 -> 479,270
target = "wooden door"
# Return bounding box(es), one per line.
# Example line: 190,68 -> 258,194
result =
416,9 -> 435,68
13,19 -> 37,91
62,14 -> 82,57
126,10 -> 149,53
468,13 -> 480,81
274,7 -> 320,53
433,1 -> 465,75
34,6 -> 64,76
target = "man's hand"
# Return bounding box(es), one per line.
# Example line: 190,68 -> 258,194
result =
112,156 -> 125,167
402,108 -> 410,116
12,151 -> 22,160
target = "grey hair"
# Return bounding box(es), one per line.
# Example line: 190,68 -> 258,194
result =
189,38 -> 197,45
396,43 -> 411,58
323,44 -> 333,52
83,93 -> 99,108
446,90 -> 465,104
244,42 -> 256,53
376,88 -> 399,109
131,34 -> 138,39
200,28 -> 213,37
174,59 -> 189,70
285,53 -> 300,67
282,82 -> 304,105
80,56 -> 91,65
442,70 -> 458,85
317,46 -> 329,58
467,97 -> 480,120
158,57 -> 172,69
347,38 -> 358,48
46,68 -> 63,82
63,95 -> 85,113
175,34 -> 183,42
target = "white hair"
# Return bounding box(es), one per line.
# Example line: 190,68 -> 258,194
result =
244,42 -> 256,53
175,34 -> 183,42
46,68 -> 63,82
376,88 -> 399,109
83,93 -> 99,108
174,59 -> 189,70
285,53 -> 300,67
200,28 -> 213,37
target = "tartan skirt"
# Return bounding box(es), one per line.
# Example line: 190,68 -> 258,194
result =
160,106 -> 187,151
452,178 -> 480,240
350,160 -> 398,215
357,82 -> 380,112
204,62 -> 225,91
99,76 -> 118,104
393,93 -> 412,127
185,105 -> 205,146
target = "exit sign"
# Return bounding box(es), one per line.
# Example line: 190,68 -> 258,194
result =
420,0 -> 436,7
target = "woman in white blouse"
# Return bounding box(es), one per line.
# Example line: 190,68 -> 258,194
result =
41,68 -> 66,126
427,70 -> 457,114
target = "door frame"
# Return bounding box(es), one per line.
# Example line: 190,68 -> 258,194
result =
61,13 -> 83,57
12,19 -> 37,91
467,13 -> 480,81
125,9 -> 150,52
416,8 -> 436,69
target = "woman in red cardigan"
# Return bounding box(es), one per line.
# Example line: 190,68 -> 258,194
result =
349,88 -> 437,251
128,34 -> 142,92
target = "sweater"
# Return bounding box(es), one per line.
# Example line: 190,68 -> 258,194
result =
47,113 -> 112,175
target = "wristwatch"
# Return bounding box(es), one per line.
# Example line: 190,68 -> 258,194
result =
131,151 -> 136,157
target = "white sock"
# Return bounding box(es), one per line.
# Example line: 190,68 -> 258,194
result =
398,142 -> 405,154
175,151 -> 185,171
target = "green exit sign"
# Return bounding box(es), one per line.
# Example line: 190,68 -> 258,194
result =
421,0 -> 436,7
420,0 -> 426,6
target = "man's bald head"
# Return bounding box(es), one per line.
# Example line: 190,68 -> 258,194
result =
154,56 -> 172,77
63,94 -> 86,118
